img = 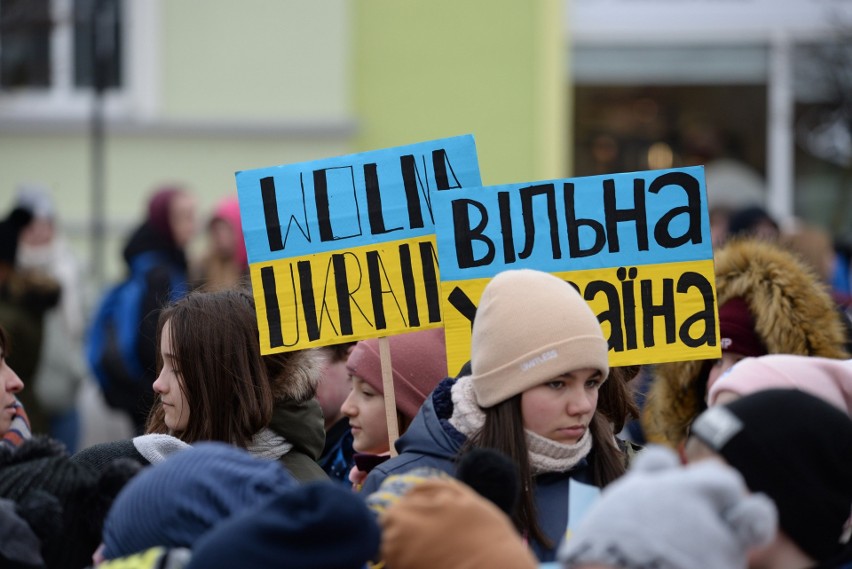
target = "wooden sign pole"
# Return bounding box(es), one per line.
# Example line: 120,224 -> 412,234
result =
378,336 -> 400,457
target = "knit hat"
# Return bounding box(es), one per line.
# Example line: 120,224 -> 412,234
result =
147,187 -> 184,244
557,445 -> 777,569
708,355 -> 852,412
381,478 -> 538,569
101,442 -> 296,559
210,196 -> 248,270
365,467 -> 452,518
0,498 -> 43,569
0,207 -> 33,266
97,547 -> 191,569
718,297 -> 767,357
729,206 -> 779,238
346,328 -> 448,421
690,389 -> 852,561
71,435 -> 190,472
14,184 -> 55,220
0,437 -> 138,569
186,482 -> 381,569
469,269 -> 609,408
0,437 -> 99,514
456,447 -> 521,517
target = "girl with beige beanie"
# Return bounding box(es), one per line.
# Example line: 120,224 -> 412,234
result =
361,269 -> 633,563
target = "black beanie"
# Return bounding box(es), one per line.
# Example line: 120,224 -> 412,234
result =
691,389 -> 852,562
71,439 -> 148,472
0,207 -> 33,266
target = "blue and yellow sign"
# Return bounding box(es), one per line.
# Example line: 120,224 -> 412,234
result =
431,166 -> 720,373
236,135 -> 481,353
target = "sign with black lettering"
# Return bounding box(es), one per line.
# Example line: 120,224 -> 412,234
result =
431,166 -> 720,372
236,135 -> 481,354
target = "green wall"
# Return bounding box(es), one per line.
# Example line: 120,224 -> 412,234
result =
160,0 -> 351,121
352,0 -> 566,185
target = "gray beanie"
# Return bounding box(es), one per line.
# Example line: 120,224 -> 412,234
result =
558,446 -> 777,569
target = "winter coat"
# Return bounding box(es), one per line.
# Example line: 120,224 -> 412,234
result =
0,269 -> 61,434
642,238 -> 850,448
266,347 -> 329,483
269,398 -> 328,483
18,236 -> 87,415
361,377 -> 600,563
319,417 -> 355,484
117,222 -> 189,432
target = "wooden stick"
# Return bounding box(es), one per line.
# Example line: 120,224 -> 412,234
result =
378,336 -> 400,456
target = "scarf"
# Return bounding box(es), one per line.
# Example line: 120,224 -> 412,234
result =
246,427 -> 293,461
449,377 -> 593,475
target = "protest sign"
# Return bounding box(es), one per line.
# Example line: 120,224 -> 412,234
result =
432,166 -> 720,374
236,134 -> 481,354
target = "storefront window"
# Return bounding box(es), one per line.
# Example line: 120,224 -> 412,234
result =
572,84 -> 767,211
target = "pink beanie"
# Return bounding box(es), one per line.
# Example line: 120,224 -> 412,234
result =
346,328 -> 448,421
708,354 -> 852,414
211,196 -> 248,269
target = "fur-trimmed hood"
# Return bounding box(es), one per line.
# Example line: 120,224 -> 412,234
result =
266,347 -> 329,403
642,238 -> 850,447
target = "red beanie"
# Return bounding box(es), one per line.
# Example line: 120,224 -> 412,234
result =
346,329 -> 448,421
147,186 -> 184,244
718,297 -> 767,358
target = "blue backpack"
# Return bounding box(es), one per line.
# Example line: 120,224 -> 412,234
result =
86,251 -> 187,411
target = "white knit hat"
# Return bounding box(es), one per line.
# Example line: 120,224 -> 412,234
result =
469,269 -> 609,408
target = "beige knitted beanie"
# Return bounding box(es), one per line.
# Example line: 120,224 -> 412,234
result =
469,269 -> 609,408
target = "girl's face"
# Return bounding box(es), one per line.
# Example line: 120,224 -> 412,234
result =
209,219 -> 236,258
521,367 -> 603,444
152,321 -> 190,432
169,192 -> 198,249
0,345 -> 24,435
341,375 -> 389,454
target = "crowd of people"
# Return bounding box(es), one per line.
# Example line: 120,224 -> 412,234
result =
0,183 -> 850,569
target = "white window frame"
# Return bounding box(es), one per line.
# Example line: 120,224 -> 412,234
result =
0,0 -> 158,121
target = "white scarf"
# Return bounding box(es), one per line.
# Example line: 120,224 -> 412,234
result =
449,377 -> 593,475
246,428 -> 293,460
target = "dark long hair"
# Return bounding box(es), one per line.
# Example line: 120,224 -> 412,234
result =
144,289 -> 274,447
0,325 -> 9,358
460,367 -> 635,547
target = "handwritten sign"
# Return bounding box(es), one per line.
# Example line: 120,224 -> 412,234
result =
236,135 -> 481,353
432,166 -> 720,373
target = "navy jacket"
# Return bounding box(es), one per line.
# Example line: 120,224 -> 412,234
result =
362,377 -> 599,563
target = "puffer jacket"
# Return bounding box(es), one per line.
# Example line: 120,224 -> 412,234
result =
642,238 -> 850,448
361,377 -> 601,563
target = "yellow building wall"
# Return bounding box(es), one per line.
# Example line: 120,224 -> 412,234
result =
352,0 -> 566,185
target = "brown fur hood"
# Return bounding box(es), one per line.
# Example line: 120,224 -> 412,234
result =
642,238 -> 850,447
266,347 -> 329,403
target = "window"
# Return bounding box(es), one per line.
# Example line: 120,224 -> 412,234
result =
0,0 -> 52,88
0,0 -> 153,121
